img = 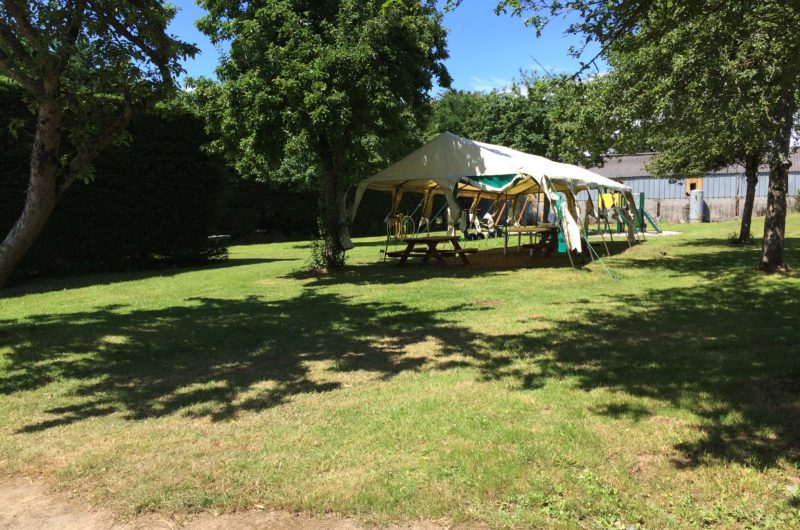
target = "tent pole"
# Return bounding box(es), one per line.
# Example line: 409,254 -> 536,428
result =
504,193 -> 509,257
429,200 -> 448,236
564,230 -> 576,270
546,177 -> 576,271
593,186 -> 611,256
382,188 -> 397,262
496,199 -> 508,230
571,184 -> 616,278
560,202 -> 576,270
598,223 -> 611,256
601,187 -> 615,244
515,195 -> 531,224
614,197 -> 634,249
529,193 -> 541,223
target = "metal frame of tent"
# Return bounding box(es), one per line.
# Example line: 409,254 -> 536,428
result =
367,178 -> 636,278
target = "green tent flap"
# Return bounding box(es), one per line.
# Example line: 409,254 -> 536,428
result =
459,174 -> 519,192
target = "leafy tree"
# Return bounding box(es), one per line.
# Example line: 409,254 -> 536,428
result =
426,76 -> 643,168
0,1 -> 196,287
593,8 -> 773,244
535,74 -> 653,167
477,84 -> 551,154
428,80 -> 570,157
425,89 -> 487,140
490,0 -> 800,271
194,0 -> 451,267
427,86 -> 551,154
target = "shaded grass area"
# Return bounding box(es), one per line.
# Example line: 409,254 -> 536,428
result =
1,216 -> 800,528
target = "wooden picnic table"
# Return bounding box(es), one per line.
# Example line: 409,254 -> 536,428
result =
504,224 -> 559,257
387,236 -> 477,266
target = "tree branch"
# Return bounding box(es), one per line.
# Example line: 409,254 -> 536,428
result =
53,0 -> 86,75
0,16 -> 34,64
569,1 -> 655,80
1,0 -> 45,55
60,99 -> 148,192
89,3 -> 174,85
0,49 -> 41,94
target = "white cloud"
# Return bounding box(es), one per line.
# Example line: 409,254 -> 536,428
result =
468,76 -> 514,93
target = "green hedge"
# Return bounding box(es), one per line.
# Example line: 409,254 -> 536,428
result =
0,78 -> 422,283
0,82 -> 231,281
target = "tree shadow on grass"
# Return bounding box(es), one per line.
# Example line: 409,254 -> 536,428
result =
0,292 -> 495,431
292,244 -> 636,287
482,271 -> 800,470
2,240 -> 799,475
622,236 -> 800,279
0,258 -> 296,299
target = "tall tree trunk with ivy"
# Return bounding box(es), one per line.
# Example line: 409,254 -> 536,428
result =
759,90 -> 794,271
737,153 -> 760,244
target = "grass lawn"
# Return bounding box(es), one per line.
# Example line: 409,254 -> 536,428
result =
1,215 -> 799,528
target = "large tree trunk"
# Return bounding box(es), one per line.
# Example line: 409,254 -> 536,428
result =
737,153 -> 760,243
321,171 -> 345,268
0,99 -> 63,287
759,89 -> 794,272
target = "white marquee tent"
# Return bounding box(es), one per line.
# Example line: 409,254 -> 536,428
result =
350,132 -> 636,253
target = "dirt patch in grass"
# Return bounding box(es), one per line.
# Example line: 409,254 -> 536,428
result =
255,278 -> 292,286
632,453 -> 658,476
474,299 -> 503,307
0,477 -> 450,530
648,415 -> 689,428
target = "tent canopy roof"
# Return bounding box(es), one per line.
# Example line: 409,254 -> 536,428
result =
357,132 -> 630,197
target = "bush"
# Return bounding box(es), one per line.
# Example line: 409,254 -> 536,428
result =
0,81 -> 231,281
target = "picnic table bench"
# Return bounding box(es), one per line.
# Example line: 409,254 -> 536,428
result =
387,236 -> 477,266
504,224 -> 559,257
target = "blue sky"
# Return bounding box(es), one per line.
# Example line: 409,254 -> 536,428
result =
167,1 -> 602,93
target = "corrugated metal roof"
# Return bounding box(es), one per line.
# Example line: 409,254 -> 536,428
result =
592,153 -> 657,178
591,151 -> 800,179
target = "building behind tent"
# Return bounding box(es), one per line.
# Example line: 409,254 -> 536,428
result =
590,152 -> 800,223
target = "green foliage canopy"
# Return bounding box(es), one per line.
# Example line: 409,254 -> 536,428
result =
426,75 -> 645,168
489,0 -> 799,268
194,0 -> 451,266
596,4 -> 777,178
194,0 -> 451,184
426,85 -> 550,156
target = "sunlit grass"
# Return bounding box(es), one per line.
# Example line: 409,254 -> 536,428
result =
1,215 -> 799,528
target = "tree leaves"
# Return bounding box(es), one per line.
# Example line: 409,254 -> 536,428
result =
194,0 -> 451,188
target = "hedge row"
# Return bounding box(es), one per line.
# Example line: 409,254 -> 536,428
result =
0,80 -> 407,283
0,83 -> 232,281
